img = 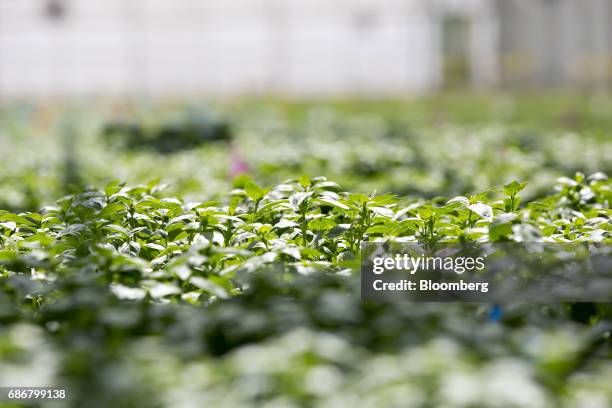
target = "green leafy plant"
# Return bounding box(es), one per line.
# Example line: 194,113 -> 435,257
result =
1,97 -> 612,407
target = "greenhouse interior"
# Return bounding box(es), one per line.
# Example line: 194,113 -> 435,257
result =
0,1 -> 611,407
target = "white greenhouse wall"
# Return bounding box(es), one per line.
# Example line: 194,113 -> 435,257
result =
0,0 -> 442,97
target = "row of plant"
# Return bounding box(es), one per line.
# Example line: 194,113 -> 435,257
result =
1,172 -> 610,407
2,172 -> 609,300
1,98 -> 611,212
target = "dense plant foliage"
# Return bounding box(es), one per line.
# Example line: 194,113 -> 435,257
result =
1,96 -> 611,407
1,170 -> 610,407
1,96 -> 611,212
102,108 -> 231,153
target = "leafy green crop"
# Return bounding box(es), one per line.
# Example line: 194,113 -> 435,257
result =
2,98 -> 612,212
1,97 -> 611,407
1,172 -> 610,407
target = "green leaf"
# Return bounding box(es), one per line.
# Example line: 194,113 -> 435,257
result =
366,223 -> 400,235
98,203 -> 126,219
316,197 -> 350,210
328,224 -> 350,238
503,180 -> 527,197
103,224 -> 131,237
144,243 -> 166,251
299,174 -> 311,188
467,203 -> 493,220
274,219 -> 299,230
0,213 -> 37,227
309,217 -> 336,231
245,181 -> 266,202
489,213 -> 517,241
104,180 -> 124,196
446,196 -> 470,206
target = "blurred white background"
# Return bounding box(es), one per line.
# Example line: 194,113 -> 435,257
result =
0,0 -> 610,98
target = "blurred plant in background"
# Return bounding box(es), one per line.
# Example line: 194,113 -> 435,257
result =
1,95 -> 611,213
